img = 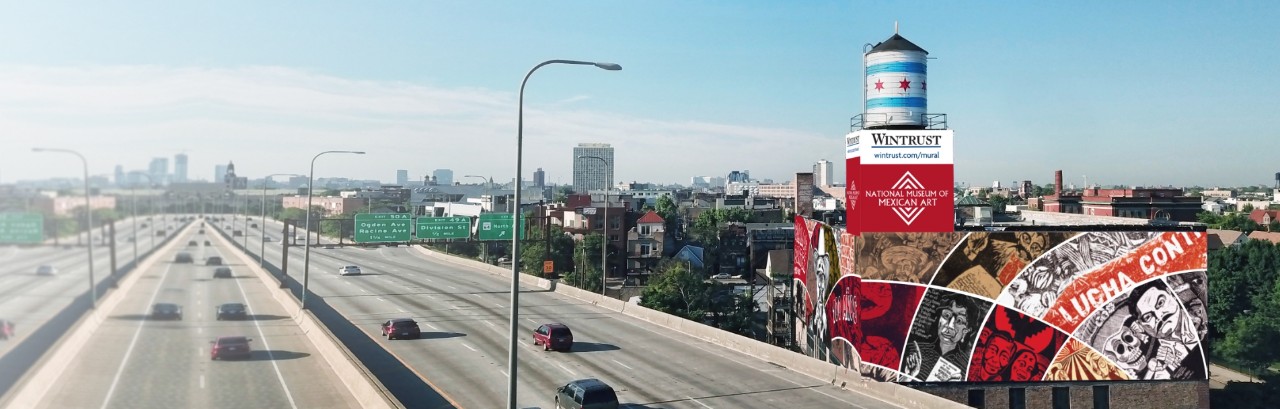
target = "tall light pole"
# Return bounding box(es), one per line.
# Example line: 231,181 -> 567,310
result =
508,59 -> 619,409
33,148 -> 98,308
302,150 -> 365,309
577,155 -> 610,296
261,173 -> 302,269
465,175 -> 491,263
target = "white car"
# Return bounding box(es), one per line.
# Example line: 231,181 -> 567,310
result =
36,265 -> 58,276
711,273 -> 731,280
339,265 -> 362,276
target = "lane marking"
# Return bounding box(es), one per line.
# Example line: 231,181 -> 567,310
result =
99,260 -> 176,409
556,363 -> 576,377
462,344 -> 477,352
494,303 -> 503,308
483,321 -> 495,328
231,267 -> 300,409
423,323 -> 439,331
470,293 -> 480,298
611,359 -> 634,370
199,375 -> 205,389
377,297 -> 387,302
525,318 -> 540,326
686,396 -> 714,409
396,308 -> 406,313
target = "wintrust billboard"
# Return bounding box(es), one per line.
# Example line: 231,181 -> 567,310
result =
854,129 -> 954,233
845,132 -> 861,235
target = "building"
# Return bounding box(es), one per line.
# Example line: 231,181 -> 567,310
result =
148,158 -> 168,185
813,160 -> 833,187
1248,209 -> 1279,227
396,169 -> 409,186
626,211 -> 666,277
1248,230 -> 1280,245
34,194 -> 117,216
1201,188 -> 1236,199
173,153 -> 188,182
432,169 -> 453,186
559,194 -> 629,279
533,168 -> 546,188
215,165 -> 228,184
1041,171 -> 1202,222
762,249 -> 794,348
572,143 -> 614,193
113,165 -> 125,187
281,195 -> 366,216
716,222 -> 749,277
1207,228 -> 1247,250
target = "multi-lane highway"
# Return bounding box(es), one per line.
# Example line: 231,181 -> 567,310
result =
29,221 -> 361,409
239,215 -> 909,409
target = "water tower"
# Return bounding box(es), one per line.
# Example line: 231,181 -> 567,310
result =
853,24 -> 946,130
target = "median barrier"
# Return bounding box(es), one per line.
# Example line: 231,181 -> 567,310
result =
211,227 -> 401,409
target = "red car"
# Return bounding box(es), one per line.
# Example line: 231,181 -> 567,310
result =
533,323 -> 573,351
381,318 -> 421,340
210,336 -> 253,360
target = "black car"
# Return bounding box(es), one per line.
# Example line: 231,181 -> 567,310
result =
213,267 -> 233,278
216,303 -> 247,320
188,240 -> 198,247
197,229 -> 205,234
380,318 -> 421,340
555,379 -> 619,409
204,240 -> 212,246
206,256 -> 223,266
174,252 -> 194,263
150,303 -> 183,320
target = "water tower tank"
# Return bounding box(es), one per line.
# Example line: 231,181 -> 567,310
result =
864,33 -> 928,128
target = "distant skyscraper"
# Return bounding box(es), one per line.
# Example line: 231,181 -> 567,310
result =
533,168 -> 546,188
396,169 -> 408,185
173,154 -> 188,182
433,169 -> 453,186
573,143 -> 614,193
149,157 -> 169,185
114,165 -> 125,187
215,164 -> 228,183
813,160 -> 833,187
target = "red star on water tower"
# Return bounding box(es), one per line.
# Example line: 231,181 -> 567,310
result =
874,79 -> 885,92
898,78 -> 911,90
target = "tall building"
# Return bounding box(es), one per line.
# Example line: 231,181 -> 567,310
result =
813,159 -> 833,187
533,168 -> 546,188
114,165 -> 125,187
149,157 -> 169,185
572,143 -> 614,193
215,164 -> 228,183
173,154 -> 188,182
396,169 -> 408,185
433,169 -> 453,186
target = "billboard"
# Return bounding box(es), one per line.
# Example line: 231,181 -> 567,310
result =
849,130 -> 954,233
792,221 -> 1209,384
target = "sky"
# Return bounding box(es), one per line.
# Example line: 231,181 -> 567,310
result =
1,1 -> 1278,188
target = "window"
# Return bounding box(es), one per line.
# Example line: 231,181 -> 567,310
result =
1091,385 -> 1108,409
640,225 -> 650,235
1051,387 -> 1070,409
640,244 -> 651,256
1009,388 -> 1025,409
967,389 -> 984,408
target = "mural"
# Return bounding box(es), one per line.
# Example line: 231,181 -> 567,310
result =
792,216 -> 1208,384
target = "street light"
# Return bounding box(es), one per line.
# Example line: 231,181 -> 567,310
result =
465,175 -> 491,263
128,172 -> 158,276
302,150 -> 365,309
33,148 -> 98,308
577,155 -> 610,297
507,59 -> 619,409
261,174 -> 303,271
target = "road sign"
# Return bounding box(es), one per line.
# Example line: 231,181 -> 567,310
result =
543,260 -> 554,273
416,216 -> 472,240
477,213 -> 525,241
0,213 -> 44,244
354,213 -> 412,243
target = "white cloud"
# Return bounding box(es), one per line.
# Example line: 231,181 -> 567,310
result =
0,65 -> 839,185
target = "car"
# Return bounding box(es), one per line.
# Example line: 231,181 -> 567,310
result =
213,266 -> 233,278
533,323 -> 574,352
204,240 -> 212,246
263,236 -> 275,242
381,318 -> 421,340
711,273 -> 731,280
150,303 -> 183,320
216,303 -> 248,320
188,240 -> 198,247
35,265 -> 57,276
156,230 -> 166,237
174,252 -> 194,263
197,229 -> 205,234
250,223 -> 258,228
140,223 -> 148,228
339,265 -> 362,276
210,336 -> 253,360
554,379 -> 619,409
232,230 -> 243,237
127,236 -> 135,242
206,256 -> 223,266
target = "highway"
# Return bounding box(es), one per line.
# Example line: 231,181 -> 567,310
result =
240,215 -> 908,409
29,220 -> 361,409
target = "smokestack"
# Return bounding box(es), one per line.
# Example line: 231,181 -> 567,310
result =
1054,170 -> 1063,196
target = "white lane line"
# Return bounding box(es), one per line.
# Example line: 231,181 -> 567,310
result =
499,369 -> 508,377
230,268 -> 300,409
686,396 -> 714,409
377,297 -> 387,302
197,327 -> 203,334
197,346 -> 203,358
200,375 -> 205,389
462,344 -> 477,352
448,285 -> 457,290
611,359 -> 634,370
471,293 -> 480,298
423,323 -> 439,331
525,318 -> 540,326
396,308 -> 406,313
494,303 -> 503,308
556,363 -> 576,377
422,277 -> 432,282
99,261 -> 176,409
483,321 -> 495,327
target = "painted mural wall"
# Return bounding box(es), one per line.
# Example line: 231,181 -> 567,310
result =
792,216 -> 1209,383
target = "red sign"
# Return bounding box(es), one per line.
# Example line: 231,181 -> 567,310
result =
845,132 -> 862,236
853,130 -> 954,233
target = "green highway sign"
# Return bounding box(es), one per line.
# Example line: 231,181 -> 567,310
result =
477,213 -> 525,241
416,216 -> 472,240
354,213 -> 412,243
0,213 -> 44,244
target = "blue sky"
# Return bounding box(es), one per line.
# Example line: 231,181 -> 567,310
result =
1,1 -> 1277,188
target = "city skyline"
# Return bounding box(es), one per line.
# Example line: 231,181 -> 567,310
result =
2,3 -> 1278,187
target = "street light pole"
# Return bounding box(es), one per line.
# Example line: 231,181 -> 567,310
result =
578,155 -> 610,296
508,59 -> 620,409
302,151 -> 365,309
33,148 -> 97,308
262,174 -> 302,269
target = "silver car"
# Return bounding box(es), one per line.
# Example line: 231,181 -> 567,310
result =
35,265 -> 57,276
339,265 -> 362,276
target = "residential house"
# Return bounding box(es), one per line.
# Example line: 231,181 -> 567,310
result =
627,211 -> 666,278
1207,229 -> 1247,250
1247,230 -> 1280,245
673,245 -> 705,270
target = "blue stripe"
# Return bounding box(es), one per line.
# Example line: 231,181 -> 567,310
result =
866,97 -> 927,109
866,62 -> 926,75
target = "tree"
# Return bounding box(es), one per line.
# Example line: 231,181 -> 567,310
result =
1219,313 -> 1280,376
655,195 -> 681,240
519,225 -> 577,278
640,260 -> 709,319
1243,203 -> 1256,213
988,196 -> 1009,214
554,186 -> 575,204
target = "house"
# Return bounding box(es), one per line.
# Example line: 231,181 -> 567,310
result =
1247,230 -> 1280,245
673,245 -> 705,270
627,211 -> 666,277
1248,209 -> 1280,226
1207,229 -> 1247,250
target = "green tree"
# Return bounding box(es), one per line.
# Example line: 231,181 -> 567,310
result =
1219,313 -> 1280,376
988,196 -> 1009,214
640,260 -> 709,318
554,186 -> 575,203
1243,203 -> 1256,213
519,225 -> 577,277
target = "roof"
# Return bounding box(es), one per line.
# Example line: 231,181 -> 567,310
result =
568,378 -> 611,391
1249,209 -> 1280,224
765,249 -> 793,278
675,245 -> 705,266
637,210 -> 665,224
1248,230 -> 1280,245
954,195 -> 990,207
869,33 -> 928,54
1207,228 -> 1246,250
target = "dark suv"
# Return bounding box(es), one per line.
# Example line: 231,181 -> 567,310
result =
533,323 -> 574,352
554,378 -> 619,409
174,252 -> 194,263
150,303 -> 183,320
216,303 -> 247,320
213,266 -> 233,278
381,318 -> 421,340
210,336 -> 252,360
206,256 -> 223,266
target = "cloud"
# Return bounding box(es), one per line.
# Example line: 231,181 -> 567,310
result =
0,65 -> 838,184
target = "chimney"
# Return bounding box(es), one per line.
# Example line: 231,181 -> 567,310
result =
1054,170 -> 1063,196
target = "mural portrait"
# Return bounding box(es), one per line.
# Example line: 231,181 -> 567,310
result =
856,281 -> 925,380
801,223 -> 840,363
966,305 -> 1067,382
828,275 -> 862,370
1044,338 -> 1129,381
932,232 -> 1074,299
900,289 -> 992,382
1073,279 -> 1206,380
856,232 -> 960,283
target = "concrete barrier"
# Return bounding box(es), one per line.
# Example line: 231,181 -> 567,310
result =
212,228 -> 401,409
